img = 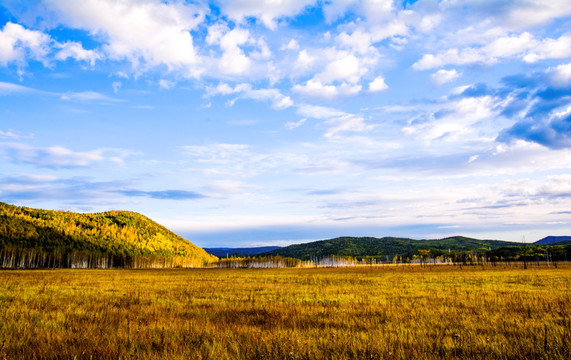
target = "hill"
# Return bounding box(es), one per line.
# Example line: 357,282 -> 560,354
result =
204,246 -> 281,258
535,236 -> 571,245
260,236 -> 520,261
0,202 -> 217,268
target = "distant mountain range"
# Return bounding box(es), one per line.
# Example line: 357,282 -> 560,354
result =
0,202 -> 217,268
204,246 -> 281,258
535,236 -> 571,245
258,236 -> 521,261
207,235 -> 571,261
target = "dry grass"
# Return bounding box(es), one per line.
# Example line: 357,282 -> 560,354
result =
0,263 -> 569,359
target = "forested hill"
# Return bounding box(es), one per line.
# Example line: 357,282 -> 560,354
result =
261,236 -> 520,261
0,202 -> 217,268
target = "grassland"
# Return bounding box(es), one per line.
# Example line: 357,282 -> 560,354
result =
0,264 -> 569,359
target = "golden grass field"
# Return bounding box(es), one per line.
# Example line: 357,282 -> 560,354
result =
0,264 -> 569,359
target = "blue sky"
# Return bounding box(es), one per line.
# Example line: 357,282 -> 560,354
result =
1,0 -> 571,247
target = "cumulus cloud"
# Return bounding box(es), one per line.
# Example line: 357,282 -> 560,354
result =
293,50 -> 316,73
430,69 -> 460,86
368,76 -> 388,92
44,0 -> 205,76
522,35 -> 571,63
0,22 -> 51,66
216,27 -> 252,75
317,51 -> 367,84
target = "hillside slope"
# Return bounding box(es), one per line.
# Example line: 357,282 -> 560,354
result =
535,236 -> 571,245
0,202 -> 217,268
261,236 -> 520,260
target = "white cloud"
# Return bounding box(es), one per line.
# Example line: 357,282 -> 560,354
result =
414,32 -> 571,70
217,27 -> 252,75
368,75 -> 388,92
55,41 -> 101,65
523,34 -> 571,63
360,0 -> 394,21
281,39 -> 299,51
322,0 -> 357,23
296,103 -> 372,138
181,143 -> 305,178
159,79 -> 176,90
484,32 -> 535,58
549,63 -> 571,87
0,130 -> 32,140
246,88 -> 294,110
402,96 -> 497,142
0,22 -> 51,66
45,0 -> 205,75
336,30 -> 373,54
216,0 -> 316,30
60,91 -> 119,102
413,47 -> 489,70
505,0 -> 571,29
294,50 -> 316,72
293,79 -> 361,99
206,82 -> 292,110
418,14 -> 442,32
293,79 -> 339,99
297,104 -> 347,119
112,81 -> 121,93
430,69 -> 460,86
285,118 -> 307,130
0,143 -> 127,168
317,52 -> 366,84
0,81 -> 40,95
324,114 -> 373,139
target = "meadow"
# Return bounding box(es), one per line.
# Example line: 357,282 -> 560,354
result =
0,264 -> 569,359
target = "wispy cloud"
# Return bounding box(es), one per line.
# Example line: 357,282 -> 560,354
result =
117,189 -> 205,200
0,175 -> 206,203
0,130 -> 33,140
0,143 -> 130,168
60,91 -> 121,103
0,82 -> 44,95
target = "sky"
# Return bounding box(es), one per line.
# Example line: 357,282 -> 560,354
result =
1,0 -> 570,247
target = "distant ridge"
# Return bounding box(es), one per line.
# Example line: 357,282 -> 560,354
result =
0,202 -> 217,268
204,246 -> 281,258
535,236 -> 571,245
261,236 -> 519,260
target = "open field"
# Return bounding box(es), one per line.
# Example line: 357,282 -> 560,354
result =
1,264 -> 569,359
